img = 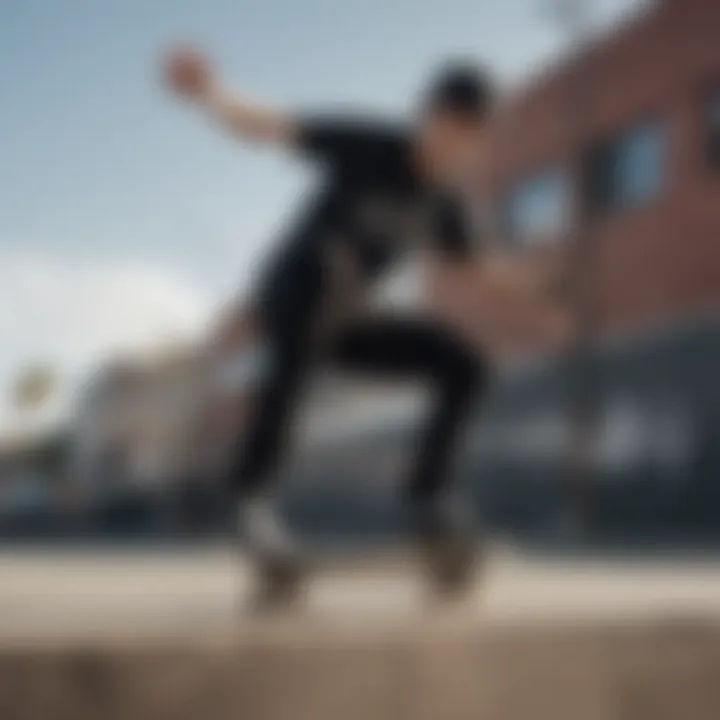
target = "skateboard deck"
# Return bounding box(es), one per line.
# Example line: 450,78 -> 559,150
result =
238,538 -> 487,617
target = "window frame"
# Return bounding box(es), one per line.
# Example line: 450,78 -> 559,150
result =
502,165 -> 572,247
585,115 -> 667,216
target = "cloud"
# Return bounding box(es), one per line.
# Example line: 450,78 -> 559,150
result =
0,251 -> 213,424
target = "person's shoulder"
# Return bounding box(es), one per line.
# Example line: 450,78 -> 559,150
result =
335,115 -> 409,147
367,117 -> 409,138
365,118 -> 411,147
293,113 -> 409,158
354,118 -> 412,164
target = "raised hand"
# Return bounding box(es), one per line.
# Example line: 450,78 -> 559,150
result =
163,45 -> 213,99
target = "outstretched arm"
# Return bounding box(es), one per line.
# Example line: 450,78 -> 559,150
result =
163,46 -> 297,146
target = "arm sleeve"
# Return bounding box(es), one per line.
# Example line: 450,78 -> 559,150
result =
294,116 -> 400,168
433,194 -> 478,260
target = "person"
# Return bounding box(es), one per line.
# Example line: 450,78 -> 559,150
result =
164,47 -> 568,606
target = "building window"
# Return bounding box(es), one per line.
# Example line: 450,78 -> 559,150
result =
706,86 -> 720,167
588,121 -> 666,213
504,168 -> 570,245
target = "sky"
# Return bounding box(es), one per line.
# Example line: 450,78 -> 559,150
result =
0,0 -> 649,424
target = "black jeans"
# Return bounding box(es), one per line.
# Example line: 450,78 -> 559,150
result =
231,242 -> 489,502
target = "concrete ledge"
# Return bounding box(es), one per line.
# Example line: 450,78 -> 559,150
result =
2,616 -> 720,720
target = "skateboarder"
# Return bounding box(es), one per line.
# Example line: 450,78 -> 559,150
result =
164,47 -> 568,605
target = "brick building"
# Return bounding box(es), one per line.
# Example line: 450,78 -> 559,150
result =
431,0 -> 720,357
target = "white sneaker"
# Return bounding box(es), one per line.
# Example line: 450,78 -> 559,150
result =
237,497 -> 305,611
239,497 -> 297,560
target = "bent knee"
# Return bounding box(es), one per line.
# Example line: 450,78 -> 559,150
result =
443,336 -> 491,395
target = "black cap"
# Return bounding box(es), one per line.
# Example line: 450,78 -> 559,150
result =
423,61 -> 495,120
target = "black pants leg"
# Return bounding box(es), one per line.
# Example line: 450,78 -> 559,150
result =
231,253 -> 488,502
329,316 -> 488,501
230,246 -> 327,498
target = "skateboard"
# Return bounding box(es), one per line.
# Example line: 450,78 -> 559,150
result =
239,535 -> 487,617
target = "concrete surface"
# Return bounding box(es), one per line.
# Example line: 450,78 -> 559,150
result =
2,547 -> 720,719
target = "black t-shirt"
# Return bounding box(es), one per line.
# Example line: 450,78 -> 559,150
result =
254,117 -> 476,311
